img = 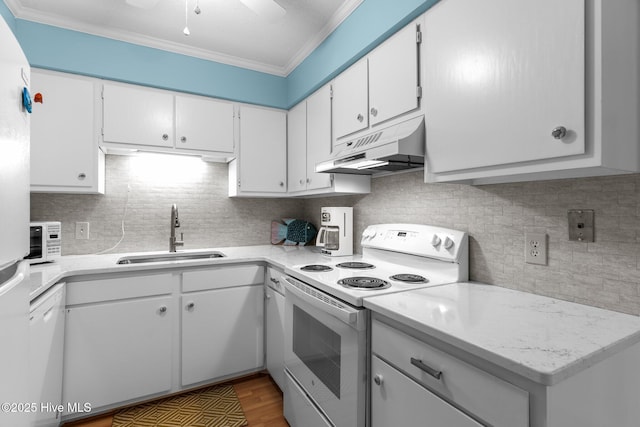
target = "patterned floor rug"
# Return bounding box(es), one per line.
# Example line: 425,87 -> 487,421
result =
112,384 -> 248,427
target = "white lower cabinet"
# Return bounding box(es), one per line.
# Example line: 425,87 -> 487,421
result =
372,318 -> 529,427
181,285 -> 264,387
63,295 -> 173,413
62,265 -> 265,420
371,356 -> 482,427
265,268 -> 286,390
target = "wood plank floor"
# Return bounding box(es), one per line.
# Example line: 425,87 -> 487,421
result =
63,373 -> 289,427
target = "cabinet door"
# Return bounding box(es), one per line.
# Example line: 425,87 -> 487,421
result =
238,106 -> 287,193
175,95 -> 234,154
368,22 -> 420,126
265,287 -> 285,390
103,83 -> 174,148
287,101 -> 307,192
371,356 -> 482,427
425,0 -> 585,173
181,285 -> 264,386
306,85 -> 333,191
332,59 -> 369,140
63,296 -> 172,412
30,70 -> 100,191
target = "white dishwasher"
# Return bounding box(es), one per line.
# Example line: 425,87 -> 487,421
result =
29,283 -> 65,427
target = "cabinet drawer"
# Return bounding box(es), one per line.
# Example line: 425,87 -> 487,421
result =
66,273 -> 175,305
182,264 -> 264,292
372,319 -> 528,427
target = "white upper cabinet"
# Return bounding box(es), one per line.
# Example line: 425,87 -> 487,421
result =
287,100 -> 308,193
175,95 -> 234,154
305,86 -> 335,192
102,83 -> 235,158
103,83 -> 174,149
30,69 -> 105,194
425,0 -> 640,184
229,105 -> 287,196
287,85 -> 370,197
368,21 -> 421,126
332,19 -> 422,145
332,59 -> 369,140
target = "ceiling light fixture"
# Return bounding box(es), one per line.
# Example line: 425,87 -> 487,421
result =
183,0 -> 190,36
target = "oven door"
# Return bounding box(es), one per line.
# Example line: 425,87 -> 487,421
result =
284,276 -> 367,427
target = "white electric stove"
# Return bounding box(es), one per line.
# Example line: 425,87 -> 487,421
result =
282,224 -> 469,427
284,223 -> 469,307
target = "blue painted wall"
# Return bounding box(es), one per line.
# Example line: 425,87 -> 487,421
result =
1,0 -> 438,109
0,0 -> 15,33
14,20 -> 288,108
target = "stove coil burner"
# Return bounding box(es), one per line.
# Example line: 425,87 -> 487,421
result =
390,274 -> 429,284
300,264 -> 333,272
335,262 -> 375,270
338,277 -> 390,290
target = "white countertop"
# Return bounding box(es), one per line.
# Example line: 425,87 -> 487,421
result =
363,282 -> 640,386
28,248 -> 640,387
27,245 -> 338,301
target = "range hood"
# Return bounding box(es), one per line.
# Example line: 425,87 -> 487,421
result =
316,115 -> 425,175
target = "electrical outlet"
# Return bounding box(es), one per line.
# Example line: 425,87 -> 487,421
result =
75,222 -> 90,240
525,232 -> 547,265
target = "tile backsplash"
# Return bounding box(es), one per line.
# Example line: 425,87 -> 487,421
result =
305,171 -> 640,316
31,155 -> 305,255
32,156 -> 640,316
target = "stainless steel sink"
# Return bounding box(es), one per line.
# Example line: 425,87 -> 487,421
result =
116,251 -> 226,265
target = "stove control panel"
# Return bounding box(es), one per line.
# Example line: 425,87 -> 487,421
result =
361,224 -> 468,262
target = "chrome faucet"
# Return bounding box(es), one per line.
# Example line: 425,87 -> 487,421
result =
169,204 -> 184,252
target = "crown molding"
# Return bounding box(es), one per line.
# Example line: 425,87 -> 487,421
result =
5,0 -> 363,77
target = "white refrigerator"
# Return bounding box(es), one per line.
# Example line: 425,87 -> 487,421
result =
0,14 -> 32,427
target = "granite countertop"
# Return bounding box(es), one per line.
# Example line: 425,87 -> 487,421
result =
363,282 -> 640,386
27,245 -> 339,301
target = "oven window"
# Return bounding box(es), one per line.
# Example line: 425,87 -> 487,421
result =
292,305 -> 341,399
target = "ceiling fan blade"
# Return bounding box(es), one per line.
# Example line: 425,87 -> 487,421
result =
125,0 -> 161,9
239,0 -> 286,21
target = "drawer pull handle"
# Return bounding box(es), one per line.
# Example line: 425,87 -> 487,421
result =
410,357 -> 442,380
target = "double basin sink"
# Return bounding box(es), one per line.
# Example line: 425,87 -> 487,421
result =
117,250 -> 225,265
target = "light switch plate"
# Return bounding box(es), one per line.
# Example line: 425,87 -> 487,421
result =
525,232 -> 547,265
75,222 -> 90,240
568,209 -> 594,242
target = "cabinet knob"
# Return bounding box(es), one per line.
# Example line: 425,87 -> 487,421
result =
186,302 -> 195,311
306,178 -> 310,184
162,134 -> 169,141
279,181 -> 284,187
370,107 -> 378,117
180,136 -> 187,143
300,179 -> 304,185
551,126 -> 567,140
158,306 -> 167,314
374,374 -> 383,386
77,173 -> 86,180
265,294 -> 272,300
357,113 -> 364,122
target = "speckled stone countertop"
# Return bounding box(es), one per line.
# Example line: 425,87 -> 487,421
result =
364,282 -> 640,386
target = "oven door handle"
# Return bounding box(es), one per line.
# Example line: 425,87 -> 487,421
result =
284,278 -> 358,325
